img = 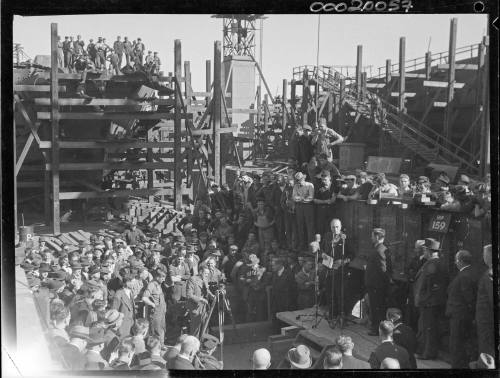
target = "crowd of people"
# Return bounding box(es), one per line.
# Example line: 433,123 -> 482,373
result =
57,34 -> 161,75
19,116 -> 493,370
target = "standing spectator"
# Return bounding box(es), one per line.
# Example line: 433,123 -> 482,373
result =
336,175 -> 359,202
295,257 -> 315,309
413,238 -> 447,361
123,36 -> 133,66
186,267 -> 213,338
109,337 -> 135,370
170,335 -> 200,370
311,117 -> 344,161
84,326 -> 109,370
242,254 -> 267,322
107,49 -> 120,75
399,174 -> 413,195
152,52 -> 161,74
111,273 -> 136,339
134,38 -> 145,65
59,325 -> 90,370
253,197 -> 275,253
335,335 -> 370,369
445,250 -> 479,368
269,257 -> 294,331
141,269 -> 167,346
322,346 -> 343,369
280,174 -> 297,250
95,37 -> 106,70
313,172 -> 336,236
296,126 -> 314,169
57,35 -> 64,69
62,36 -> 72,70
476,245 -> 494,358
364,228 -> 392,336
145,50 -> 154,66
74,35 -> 84,55
252,348 -> 271,370
113,36 -> 124,68
86,39 -> 97,66
406,239 -> 426,331
286,344 -> 312,369
368,321 -> 411,369
387,308 -> 417,368
122,221 -> 145,246
292,172 -> 314,251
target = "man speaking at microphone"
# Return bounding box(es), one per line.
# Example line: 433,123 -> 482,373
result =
321,219 -> 353,322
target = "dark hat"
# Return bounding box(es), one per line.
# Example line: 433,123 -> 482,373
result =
186,245 -> 196,254
39,263 -> 51,273
210,250 -> 222,257
88,265 -> 101,276
86,279 -> 101,292
50,269 -> 68,281
345,174 -> 357,181
44,279 -> 65,291
87,326 -> 106,346
303,125 -> 312,131
69,325 -> 91,340
288,345 -> 312,369
70,262 -> 82,270
104,309 -> 124,326
424,238 -> 441,251
22,263 -> 36,272
418,176 -> 429,183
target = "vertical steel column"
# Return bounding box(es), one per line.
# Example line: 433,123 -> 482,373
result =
174,40 -> 183,210
50,23 -> 60,234
398,37 -> 406,113
479,36 -> 489,176
356,45 -> 363,99
213,41 -> 222,184
443,18 -> 457,146
282,79 -> 287,130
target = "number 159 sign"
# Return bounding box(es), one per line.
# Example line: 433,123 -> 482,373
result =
428,213 -> 451,233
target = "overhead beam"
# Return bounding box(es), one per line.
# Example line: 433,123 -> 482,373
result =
437,63 -> 478,70
14,84 -> 66,92
24,161 -> 177,171
34,98 -> 175,106
423,81 -> 465,89
59,188 -> 172,200
37,112 -> 192,120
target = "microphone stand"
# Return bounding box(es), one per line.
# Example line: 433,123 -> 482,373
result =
312,246 -> 325,328
328,236 -> 336,328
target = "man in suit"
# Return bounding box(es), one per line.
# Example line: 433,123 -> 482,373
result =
387,308 -> 417,368
84,326 -> 109,370
270,257 -> 295,332
364,228 -> 392,336
186,267 -> 214,338
111,273 -> 136,338
413,238 -> 447,360
335,335 -> 370,369
476,244 -> 494,358
368,320 -> 411,369
170,335 -> 200,370
59,325 -> 90,370
446,249 -> 479,368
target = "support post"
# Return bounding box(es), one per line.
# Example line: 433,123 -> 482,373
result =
147,128 -> 154,204
50,23 -> 60,234
301,70 -> 309,126
263,94 -> 269,133
361,72 -> 367,100
213,41 -> 222,184
282,79 -> 287,130
174,40 -> 183,210
338,78 -> 345,134
184,61 -> 192,105
424,51 -> 432,80
290,81 -> 296,125
479,36 -> 489,176
443,18 -> 457,146
398,37 -> 406,113
356,45 -> 363,99
206,60 -> 211,99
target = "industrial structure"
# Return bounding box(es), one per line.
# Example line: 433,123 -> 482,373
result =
10,15 -> 491,371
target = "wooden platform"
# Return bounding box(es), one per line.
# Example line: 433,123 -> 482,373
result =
277,307 -> 450,369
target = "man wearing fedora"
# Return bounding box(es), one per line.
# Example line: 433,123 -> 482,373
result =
413,238 -> 447,360
101,309 -> 125,362
85,326 -> 109,370
286,344 -> 312,369
59,325 -> 91,370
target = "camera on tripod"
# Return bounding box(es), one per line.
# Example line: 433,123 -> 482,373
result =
208,281 -> 226,295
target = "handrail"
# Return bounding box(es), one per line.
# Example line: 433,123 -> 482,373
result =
370,43 -> 479,79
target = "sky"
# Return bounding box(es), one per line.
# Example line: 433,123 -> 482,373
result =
13,14 -> 487,96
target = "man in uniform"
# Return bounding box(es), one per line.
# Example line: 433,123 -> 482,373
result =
123,36 -> 133,66
62,36 -> 73,70
186,266 -> 214,338
113,36 -> 124,68
74,35 -> 85,55
145,50 -> 154,67
413,238 -> 447,360
134,37 -> 145,65
142,269 -> 167,346
364,227 -> 392,336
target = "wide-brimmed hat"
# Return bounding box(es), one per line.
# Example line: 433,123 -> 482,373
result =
69,325 -> 91,341
39,263 -> 51,273
50,269 -> 68,281
424,238 -> 441,251
44,279 -> 65,291
288,345 -> 312,369
104,309 -> 124,326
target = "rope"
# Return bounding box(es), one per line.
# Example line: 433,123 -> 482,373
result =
315,14 -> 321,124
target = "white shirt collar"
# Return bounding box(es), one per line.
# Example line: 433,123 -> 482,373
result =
459,265 -> 471,272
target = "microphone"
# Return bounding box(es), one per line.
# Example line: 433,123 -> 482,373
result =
315,234 -> 321,243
